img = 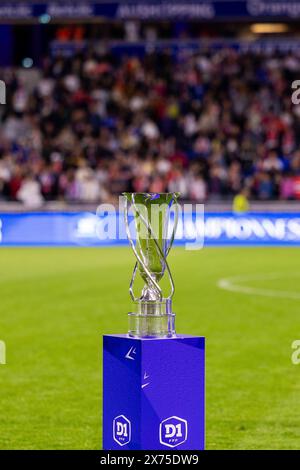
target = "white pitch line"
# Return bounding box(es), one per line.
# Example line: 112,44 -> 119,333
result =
217,272 -> 300,300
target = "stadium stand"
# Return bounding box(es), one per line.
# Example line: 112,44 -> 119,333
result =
1,45 -> 300,205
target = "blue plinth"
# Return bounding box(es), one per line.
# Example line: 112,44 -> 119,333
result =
103,334 -> 205,450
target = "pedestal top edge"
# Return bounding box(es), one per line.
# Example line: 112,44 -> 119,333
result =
103,334 -> 205,341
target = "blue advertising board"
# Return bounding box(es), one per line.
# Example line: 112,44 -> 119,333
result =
1,212 -> 300,246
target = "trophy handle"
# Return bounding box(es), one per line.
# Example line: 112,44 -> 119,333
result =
166,201 -> 179,258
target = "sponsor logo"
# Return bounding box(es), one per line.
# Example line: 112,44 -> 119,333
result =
113,415 -> 131,446
125,346 -> 136,361
117,3 -> 215,20
159,416 -> 188,448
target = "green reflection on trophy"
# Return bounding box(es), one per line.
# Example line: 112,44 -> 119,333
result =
123,192 -> 179,338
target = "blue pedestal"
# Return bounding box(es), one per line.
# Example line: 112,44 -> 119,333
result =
103,335 -> 205,450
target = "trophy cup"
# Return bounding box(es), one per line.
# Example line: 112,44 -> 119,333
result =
124,192 -> 178,338
103,193 -> 205,450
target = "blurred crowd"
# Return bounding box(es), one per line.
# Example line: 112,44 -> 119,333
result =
1,47 -> 300,206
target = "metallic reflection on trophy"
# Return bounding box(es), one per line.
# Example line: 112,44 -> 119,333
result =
123,192 -> 179,338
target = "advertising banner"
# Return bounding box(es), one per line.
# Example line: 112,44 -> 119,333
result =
1,212 -> 300,246
1,2 -> 300,21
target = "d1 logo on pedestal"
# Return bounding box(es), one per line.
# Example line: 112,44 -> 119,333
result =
159,416 -> 188,448
113,415 -> 131,446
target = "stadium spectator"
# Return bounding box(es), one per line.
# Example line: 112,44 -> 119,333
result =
17,173 -> 44,208
233,188 -> 250,214
1,47 -> 300,204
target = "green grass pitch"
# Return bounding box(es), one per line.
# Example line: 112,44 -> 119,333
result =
0,246 -> 300,449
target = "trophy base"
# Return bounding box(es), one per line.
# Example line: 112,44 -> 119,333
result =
128,300 -> 175,338
128,312 -> 175,338
102,334 -> 205,450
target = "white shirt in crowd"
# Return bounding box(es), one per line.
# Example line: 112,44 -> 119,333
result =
17,179 -> 44,208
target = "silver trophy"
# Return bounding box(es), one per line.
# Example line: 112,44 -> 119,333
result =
123,192 -> 179,338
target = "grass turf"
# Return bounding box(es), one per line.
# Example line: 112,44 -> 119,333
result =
0,246 -> 300,449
